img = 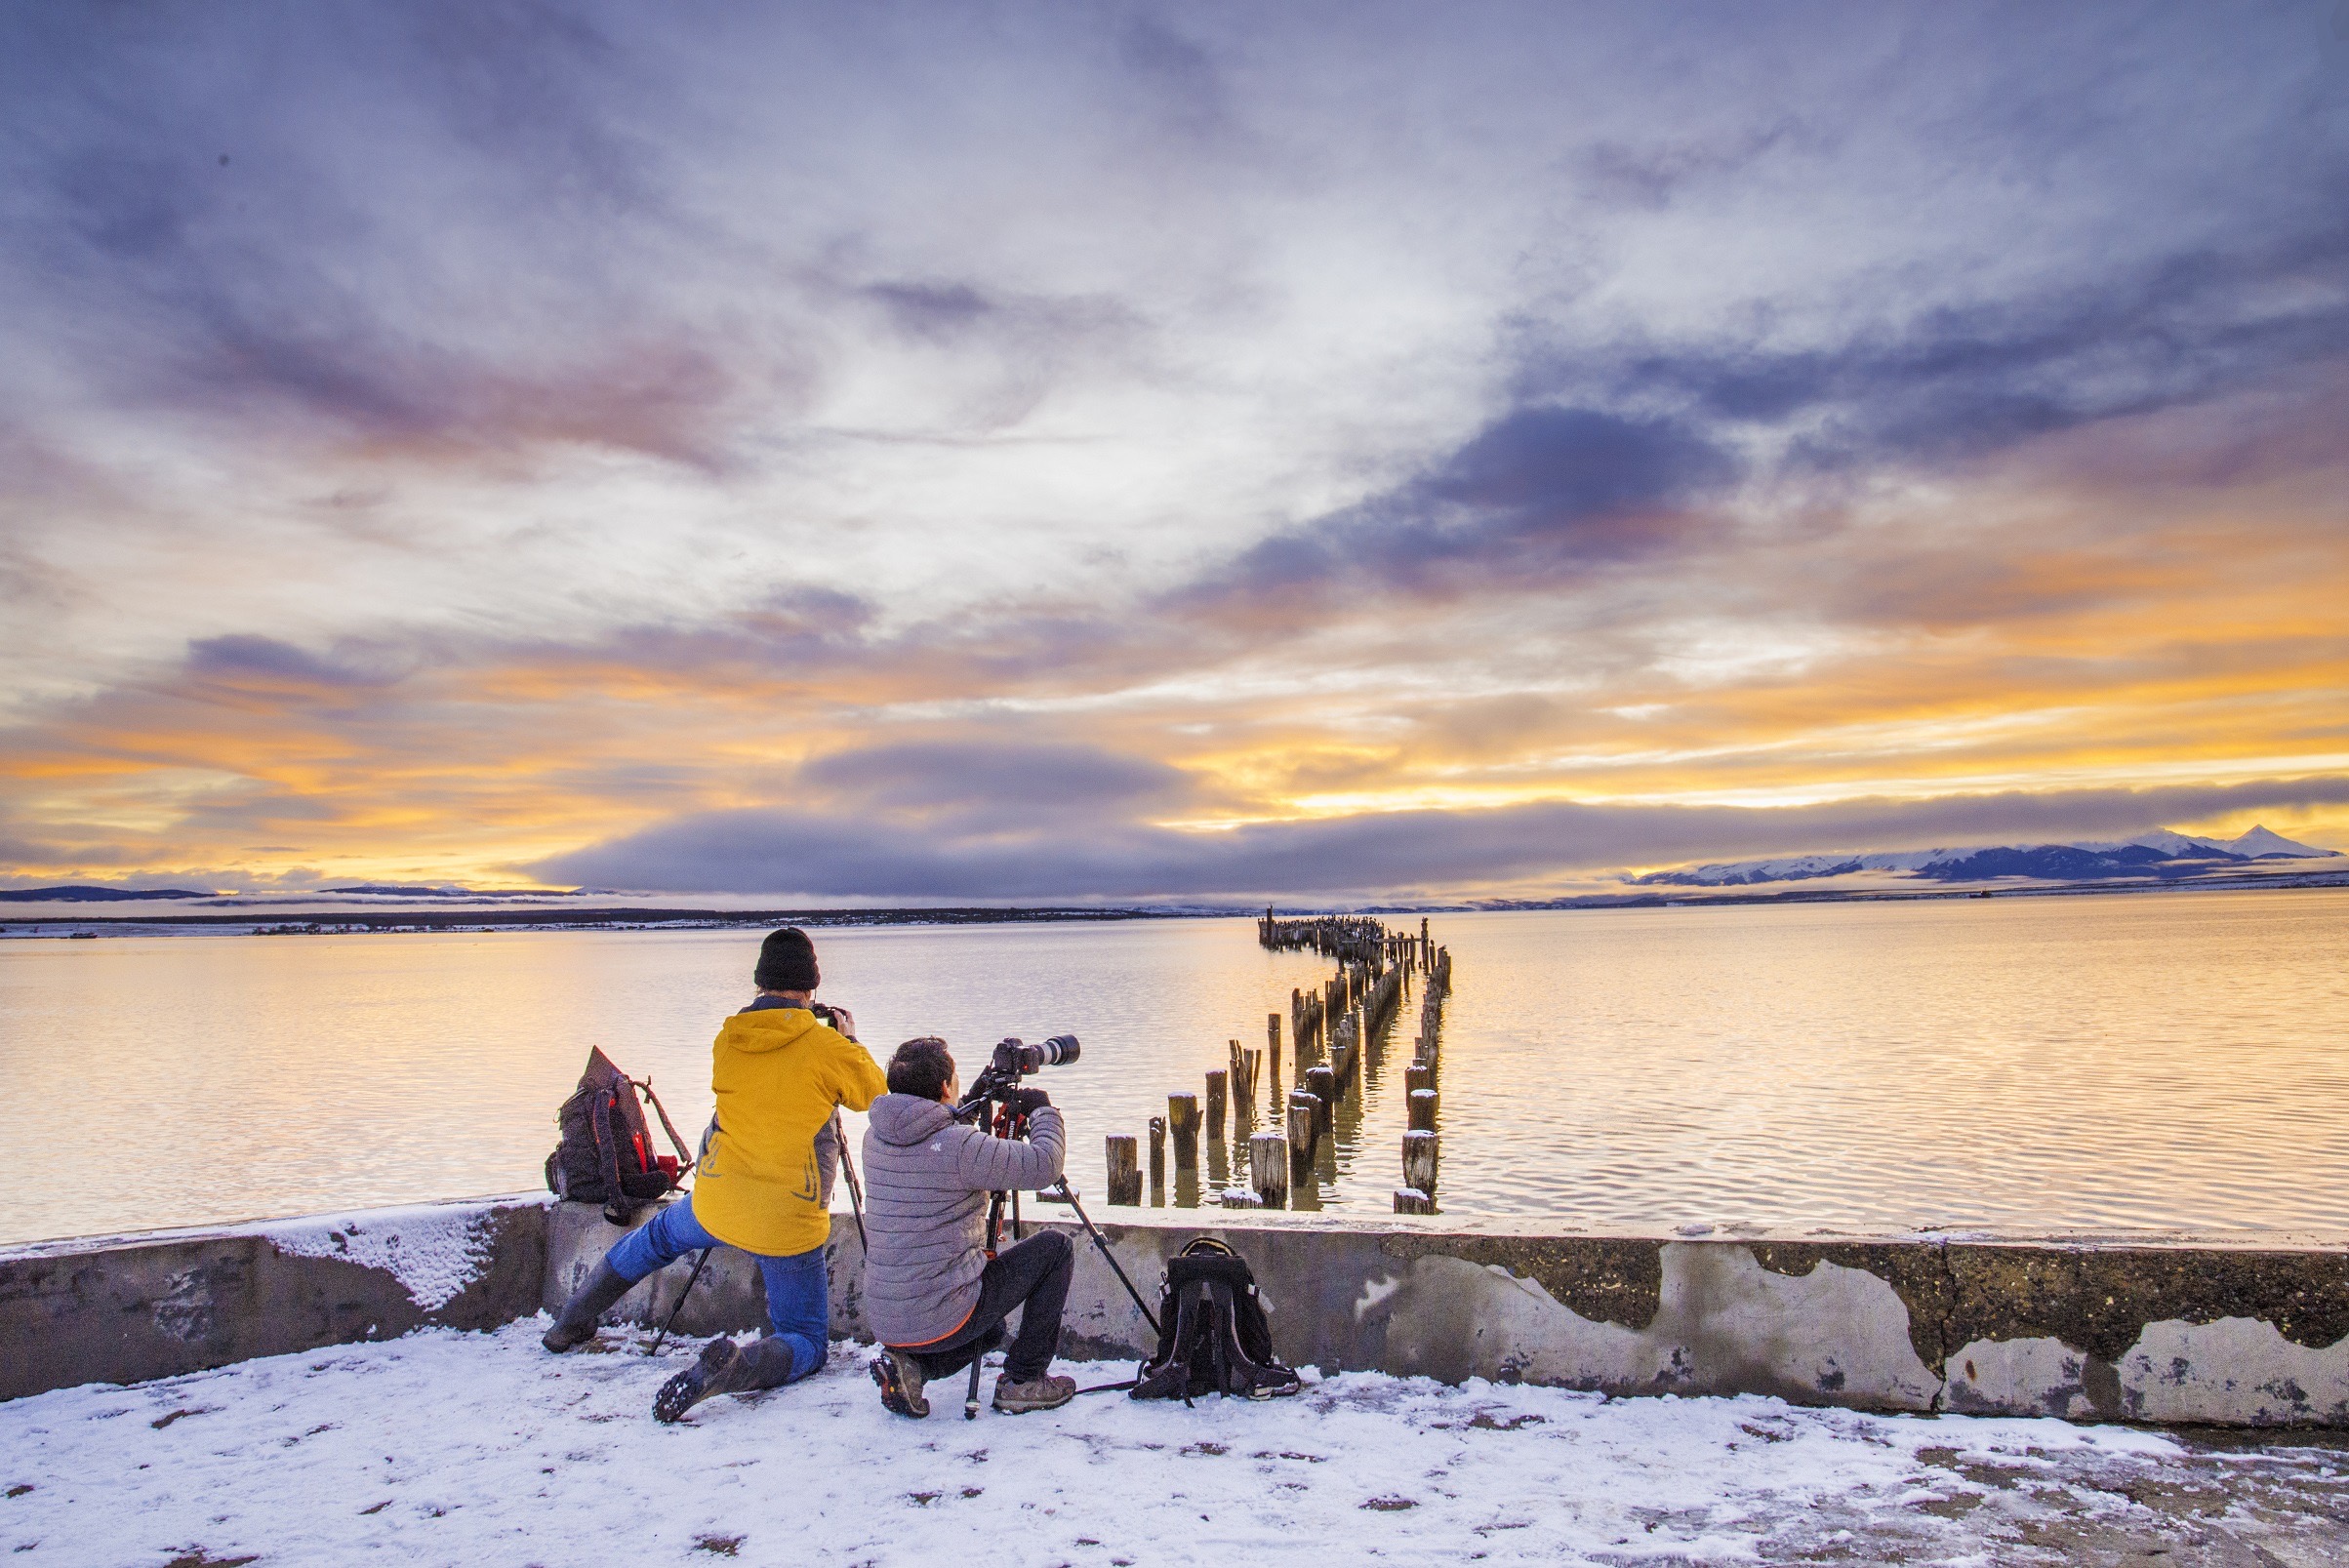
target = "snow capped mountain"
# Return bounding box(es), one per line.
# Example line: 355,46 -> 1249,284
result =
2223,825 -> 2330,859
1632,824 -> 2337,889
2086,826 -> 2329,859
2106,828 -> 2219,856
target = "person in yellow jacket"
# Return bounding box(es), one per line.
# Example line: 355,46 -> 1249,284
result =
543,927 -> 887,1423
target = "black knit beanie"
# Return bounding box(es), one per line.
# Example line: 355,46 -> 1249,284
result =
754,927 -> 820,992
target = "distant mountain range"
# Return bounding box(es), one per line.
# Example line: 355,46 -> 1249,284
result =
1632,825 -> 2337,889
0,885 -> 212,903
0,882 -> 598,904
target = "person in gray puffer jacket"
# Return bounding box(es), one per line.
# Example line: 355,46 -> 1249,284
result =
862,1035 -> 1076,1418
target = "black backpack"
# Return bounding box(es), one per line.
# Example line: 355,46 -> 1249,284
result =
545,1048 -> 694,1226
1131,1238 -> 1303,1403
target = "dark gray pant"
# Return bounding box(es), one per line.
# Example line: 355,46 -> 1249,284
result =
908,1230 -> 1073,1383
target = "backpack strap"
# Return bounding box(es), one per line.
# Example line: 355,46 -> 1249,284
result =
1175,1284 -> 1207,1408
1204,1282 -> 1233,1398
1136,1282 -> 1211,1407
589,1086 -> 628,1225
632,1075 -> 696,1177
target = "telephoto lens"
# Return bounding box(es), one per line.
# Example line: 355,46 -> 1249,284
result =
996,1034 -> 1082,1073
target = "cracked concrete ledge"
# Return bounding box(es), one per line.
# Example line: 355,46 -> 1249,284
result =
0,1197 -> 549,1402
11,1199 -> 2349,1427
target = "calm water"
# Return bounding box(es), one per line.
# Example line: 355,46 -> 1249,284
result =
2,891 -> 2344,1246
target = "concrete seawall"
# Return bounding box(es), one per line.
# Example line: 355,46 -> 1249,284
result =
11,1197 -> 2348,1427
0,1200 -> 548,1402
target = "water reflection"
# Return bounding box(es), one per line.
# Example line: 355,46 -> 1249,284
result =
2,889 -> 2344,1245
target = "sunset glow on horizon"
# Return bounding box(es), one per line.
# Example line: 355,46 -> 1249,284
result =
4,4 -> 2346,901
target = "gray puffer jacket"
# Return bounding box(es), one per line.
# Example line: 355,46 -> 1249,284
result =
860,1093 -> 1065,1347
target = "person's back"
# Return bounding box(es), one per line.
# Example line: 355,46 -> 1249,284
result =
862,1090 -> 1062,1347
540,927 -> 886,1423
860,1037 -> 1076,1417
696,1000 -> 875,1258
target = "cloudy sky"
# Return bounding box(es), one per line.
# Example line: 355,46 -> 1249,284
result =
3,1 -> 2346,901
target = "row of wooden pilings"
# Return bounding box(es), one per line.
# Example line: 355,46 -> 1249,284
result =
1100,913 -> 1450,1211
1396,939 -> 1453,1214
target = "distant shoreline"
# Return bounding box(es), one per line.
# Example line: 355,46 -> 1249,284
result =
2,864 -> 2344,938
0,904 -> 1210,939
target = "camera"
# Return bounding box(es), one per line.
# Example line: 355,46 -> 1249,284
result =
992,1034 -> 1080,1074
953,1033 -> 1080,1126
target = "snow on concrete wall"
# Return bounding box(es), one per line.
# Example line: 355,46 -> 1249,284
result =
257,1203 -> 507,1311
0,1197 -> 547,1401
11,1198 -> 2349,1427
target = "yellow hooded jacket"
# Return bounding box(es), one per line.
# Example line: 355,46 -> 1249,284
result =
691,1006 -> 888,1257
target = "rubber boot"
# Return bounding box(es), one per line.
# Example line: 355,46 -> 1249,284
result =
653,1333 -> 807,1423
541,1259 -> 635,1353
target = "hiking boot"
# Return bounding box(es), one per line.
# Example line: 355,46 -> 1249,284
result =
991,1371 -> 1076,1414
653,1335 -> 801,1423
542,1260 -> 634,1353
871,1349 -> 930,1419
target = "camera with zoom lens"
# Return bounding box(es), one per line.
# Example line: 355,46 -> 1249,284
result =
992,1034 -> 1080,1074
953,1033 -> 1080,1126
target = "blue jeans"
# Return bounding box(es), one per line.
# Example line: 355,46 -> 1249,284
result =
606,1193 -> 829,1382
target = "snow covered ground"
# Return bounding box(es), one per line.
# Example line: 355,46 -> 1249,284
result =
4,1320 -> 2345,1566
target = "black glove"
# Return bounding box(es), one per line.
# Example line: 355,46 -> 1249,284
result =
1006,1087 -> 1053,1118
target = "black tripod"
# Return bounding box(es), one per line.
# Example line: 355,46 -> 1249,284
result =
957,1090 -> 1161,1419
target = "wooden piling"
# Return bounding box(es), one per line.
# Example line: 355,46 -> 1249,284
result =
1219,1190 -> 1265,1209
1394,1186 -> 1436,1215
1405,1062 -> 1433,1097
1249,1131 -> 1289,1208
1287,1092 -> 1316,1170
1205,1070 -> 1228,1143
1305,1065 -> 1336,1141
1267,1014 -> 1282,1102
1407,1087 -> 1438,1132
1149,1115 -> 1166,1206
1402,1130 -> 1439,1197
1168,1093 -> 1200,1173
1105,1136 -> 1141,1205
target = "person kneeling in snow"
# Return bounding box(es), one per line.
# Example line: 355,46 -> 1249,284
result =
542,927 -> 887,1423
862,1036 -> 1077,1417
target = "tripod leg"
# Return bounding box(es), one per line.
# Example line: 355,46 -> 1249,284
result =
835,1115 -> 869,1255
965,1347 -> 986,1420
1054,1184 -> 1160,1338
649,1247 -> 714,1356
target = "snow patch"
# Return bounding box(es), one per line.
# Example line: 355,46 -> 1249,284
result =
0,1320 -> 2232,1567
259,1203 -> 501,1310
